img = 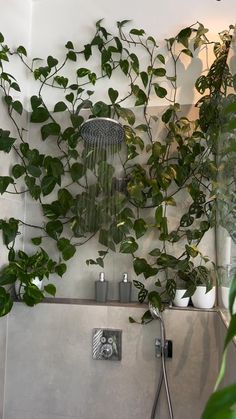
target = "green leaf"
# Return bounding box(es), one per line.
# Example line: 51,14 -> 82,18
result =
11,82 -> 21,92
120,237 -> 138,254
130,28 -> 145,36
47,55 -> 58,68
70,162 -> 85,181
27,165 -> 41,177
84,44 -> 92,60
153,84 -> 167,98
44,284 -> 56,296
133,218 -> 147,239
108,88 -> 119,103
102,49 -> 111,66
54,101 -> 67,112
31,237 -> 42,245
148,291 -> 162,310
57,238 -> 76,261
116,107 -> 135,125
12,164 -> 25,179
54,76 -> 68,88
41,175 -> 57,196
133,257 -> 158,278
166,278 -> 176,299
31,107 -> 49,123
55,263 -> 67,277
0,269 -> 16,285
0,131 -> 16,153
202,383 -> 236,419
77,68 -> 90,77
30,95 -> 42,110
46,220 -> 63,240
130,53 -> 139,74
27,285 -> 44,301
133,280 -> 144,290
0,176 -> 14,194
229,275 -> 236,316
140,71 -> 148,88
149,248 -> 161,257
65,92 -> 74,103
92,101 -> 110,117
65,41 -> 74,49
155,54 -> 164,64
58,189 -> 73,215
155,206 -> 163,227
138,288 -> 148,303
177,27 -> 192,48
186,244 -> 199,258
41,122 -> 60,140
162,108 -> 173,123
17,45 -> 27,56
182,48 -> 193,58
152,68 -> 166,77
119,59 -> 129,75
0,288 -> 13,317
67,50 -> 77,61
0,218 -> 19,245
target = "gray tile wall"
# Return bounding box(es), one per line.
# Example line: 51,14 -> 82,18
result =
0,317 -> 7,419
2,304 -> 224,419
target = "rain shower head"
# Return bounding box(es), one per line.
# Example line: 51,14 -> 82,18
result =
149,303 -> 162,320
80,117 -> 124,147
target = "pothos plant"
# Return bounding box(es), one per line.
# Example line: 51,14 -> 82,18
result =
0,20 -> 234,319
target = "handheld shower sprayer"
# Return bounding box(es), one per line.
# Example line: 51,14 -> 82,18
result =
149,303 -> 174,419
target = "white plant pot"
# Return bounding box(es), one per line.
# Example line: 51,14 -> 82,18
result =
192,286 -> 216,309
221,286 -> 236,313
15,276 -> 43,300
173,289 -> 190,307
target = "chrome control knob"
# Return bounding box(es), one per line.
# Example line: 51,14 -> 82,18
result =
100,343 -> 113,359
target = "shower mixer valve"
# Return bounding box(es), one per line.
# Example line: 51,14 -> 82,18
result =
92,329 -> 122,361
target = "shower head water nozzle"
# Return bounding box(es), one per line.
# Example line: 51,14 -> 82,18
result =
80,117 -> 124,147
149,303 -> 162,320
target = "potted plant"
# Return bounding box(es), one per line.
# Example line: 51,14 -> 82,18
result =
0,249 -> 57,307
191,265 -> 216,309
173,275 -> 190,307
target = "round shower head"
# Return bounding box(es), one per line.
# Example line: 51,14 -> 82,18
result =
149,303 -> 162,319
80,117 -> 124,147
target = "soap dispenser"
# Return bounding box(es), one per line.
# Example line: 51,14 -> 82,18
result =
95,272 -> 108,303
119,273 -> 132,303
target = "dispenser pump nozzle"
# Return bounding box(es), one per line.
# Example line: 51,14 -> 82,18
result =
99,272 -> 105,282
123,273 -> 128,282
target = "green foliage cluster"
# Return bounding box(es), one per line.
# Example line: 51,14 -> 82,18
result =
0,20 -> 234,320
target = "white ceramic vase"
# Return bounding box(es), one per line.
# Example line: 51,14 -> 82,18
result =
191,286 -> 216,309
173,289 -> 190,307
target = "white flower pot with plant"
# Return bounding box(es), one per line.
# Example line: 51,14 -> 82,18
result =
190,265 -> 216,309
173,277 -> 190,307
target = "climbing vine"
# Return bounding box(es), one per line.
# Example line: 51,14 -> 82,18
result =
0,20 -> 235,318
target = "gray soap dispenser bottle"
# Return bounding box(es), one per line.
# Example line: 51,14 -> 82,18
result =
95,272 -> 108,303
119,273 -> 132,303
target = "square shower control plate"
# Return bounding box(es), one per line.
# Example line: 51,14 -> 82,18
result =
92,329 -> 122,361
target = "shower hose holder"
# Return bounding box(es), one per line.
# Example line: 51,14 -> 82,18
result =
155,338 -> 173,359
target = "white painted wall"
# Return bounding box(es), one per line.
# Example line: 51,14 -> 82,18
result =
30,0 -> 236,106
0,0 -> 32,268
